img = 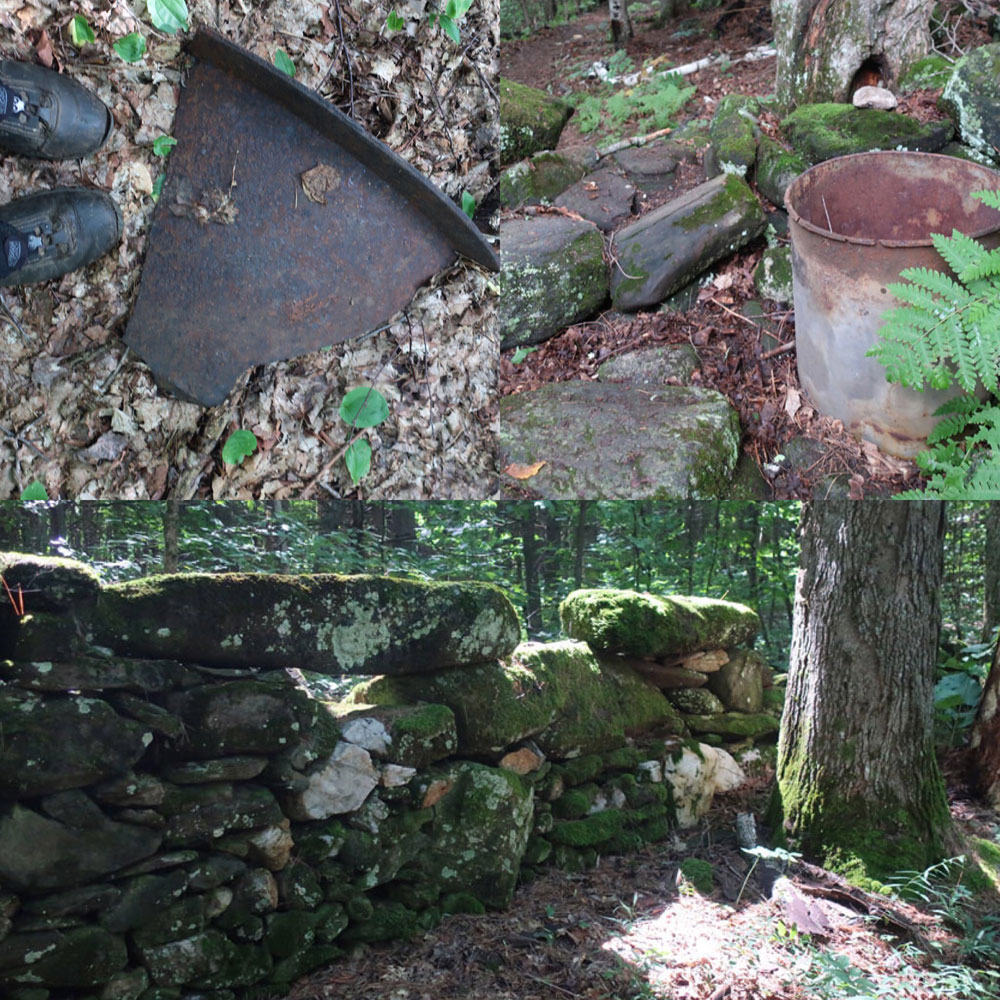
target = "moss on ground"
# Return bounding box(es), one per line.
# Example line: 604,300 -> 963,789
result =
679,857 -> 715,893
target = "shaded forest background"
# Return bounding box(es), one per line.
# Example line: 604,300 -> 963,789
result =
0,501 -> 997,670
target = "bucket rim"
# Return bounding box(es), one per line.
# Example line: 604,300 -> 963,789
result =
784,149 -> 1000,248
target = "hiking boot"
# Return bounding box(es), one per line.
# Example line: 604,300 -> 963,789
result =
0,188 -> 123,286
0,60 -> 113,160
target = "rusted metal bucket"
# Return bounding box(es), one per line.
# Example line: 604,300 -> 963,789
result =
785,150 -> 1000,458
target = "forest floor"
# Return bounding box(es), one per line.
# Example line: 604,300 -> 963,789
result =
499,3 -> 991,498
291,748 -> 1000,1000
0,0 -> 499,500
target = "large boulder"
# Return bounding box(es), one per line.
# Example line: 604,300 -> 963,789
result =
781,104 -> 953,164
348,639 -> 683,758
499,381 -> 741,498
498,151 -> 589,208
939,43 -> 1000,160
560,588 -> 760,659
415,762 -> 534,908
90,573 -> 519,675
610,174 -> 766,310
500,214 -> 607,350
0,690 -> 151,796
500,77 -> 572,166
0,802 -> 161,892
681,711 -> 780,739
0,551 -> 101,614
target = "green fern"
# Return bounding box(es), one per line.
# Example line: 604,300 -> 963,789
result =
870,189 -> 1000,498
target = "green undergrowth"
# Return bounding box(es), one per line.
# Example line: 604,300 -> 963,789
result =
568,61 -> 695,142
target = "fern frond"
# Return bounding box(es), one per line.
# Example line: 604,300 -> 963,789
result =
927,395 -> 980,444
973,189 -> 1000,211
932,231 -> 988,278
959,246 -> 1000,284
894,267 -> 971,306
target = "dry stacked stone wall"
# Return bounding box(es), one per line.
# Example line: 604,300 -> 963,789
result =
0,555 -> 782,1000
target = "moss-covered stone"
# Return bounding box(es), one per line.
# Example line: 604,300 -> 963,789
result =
522,835 -> 553,865
707,649 -> 765,713
351,640 -> 681,757
709,95 -> 760,177
0,690 -> 151,798
781,103 -> 953,164
264,910 -> 318,958
762,687 -> 786,713
8,612 -> 89,661
92,573 -> 519,676
498,151 -> 589,208
0,551 -> 101,614
899,54 -> 953,91
340,901 -> 419,943
500,214 -> 607,351
681,711 -> 779,739
611,173 -> 766,310
679,857 -> 714,893
666,688 -> 726,715
441,892 -> 487,915
415,761 -> 533,908
0,926 -> 127,988
560,588 -> 760,659
500,77 -> 572,166
939,43 -> 1000,158
552,785 -> 599,819
755,134 -> 808,208
753,246 -> 792,304
549,809 -> 626,847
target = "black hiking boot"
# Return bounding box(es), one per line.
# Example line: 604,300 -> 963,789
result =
0,188 -> 123,286
0,60 -> 113,160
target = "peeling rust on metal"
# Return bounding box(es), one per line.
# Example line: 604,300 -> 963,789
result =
125,28 -> 499,406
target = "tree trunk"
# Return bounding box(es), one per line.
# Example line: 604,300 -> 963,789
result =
971,634 -> 1000,809
162,499 -> 180,573
573,501 -> 590,590
984,502 -> 1000,642
775,500 -> 951,882
520,506 -> 543,637
609,0 -> 632,48
773,0 -> 931,107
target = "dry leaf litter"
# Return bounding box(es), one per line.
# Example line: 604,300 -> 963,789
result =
0,0 -> 499,498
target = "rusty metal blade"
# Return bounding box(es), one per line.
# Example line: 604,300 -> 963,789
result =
125,28 -> 499,406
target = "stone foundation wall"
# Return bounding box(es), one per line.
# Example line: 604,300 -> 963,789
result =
0,555 -> 781,1000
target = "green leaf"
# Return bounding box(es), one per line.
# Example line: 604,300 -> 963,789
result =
339,386 -> 390,429
273,48 -> 295,77
221,429 -> 258,466
386,10 -> 406,31
152,174 -> 165,202
461,191 -> 476,218
113,32 -> 146,63
345,438 -> 372,484
152,135 -> 177,156
439,14 -> 460,43
147,0 -> 189,34
19,481 -> 48,501
511,346 -> 537,364
69,14 -> 95,46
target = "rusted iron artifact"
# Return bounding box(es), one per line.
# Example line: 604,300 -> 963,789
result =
126,29 -> 499,406
786,151 -> 1000,457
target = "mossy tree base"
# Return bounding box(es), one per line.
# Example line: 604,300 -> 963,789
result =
775,502 -> 951,887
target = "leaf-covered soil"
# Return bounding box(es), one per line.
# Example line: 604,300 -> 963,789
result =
290,748 -> 1000,1000
0,0 -> 499,499
499,4 -> 983,499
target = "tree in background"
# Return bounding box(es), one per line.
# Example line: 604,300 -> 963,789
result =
971,635 -> 1000,809
984,502 -> 1000,643
773,0 -> 931,106
775,500 -> 952,886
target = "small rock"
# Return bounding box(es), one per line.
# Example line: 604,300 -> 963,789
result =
499,746 -> 545,775
554,167 -> 636,231
340,717 -> 393,757
597,343 -> 700,386
381,764 -> 417,787
245,822 -> 294,871
283,742 -> 378,820
852,85 -> 897,110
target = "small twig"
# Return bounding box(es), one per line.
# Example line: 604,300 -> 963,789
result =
704,296 -> 761,329
319,0 -> 355,118
821,194 -> 832,231
0,293 -> 30,344
761,340 -> 796,360
596,125 -> 673,160
0,422 -> 49,460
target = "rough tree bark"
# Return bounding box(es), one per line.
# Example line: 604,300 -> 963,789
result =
983,502 -> 1000,643
772,0 -> 932,107
609,0 -> 632,48
775,500 -> 952,884
971,635 -> 1000,809
162,499 -> 179,573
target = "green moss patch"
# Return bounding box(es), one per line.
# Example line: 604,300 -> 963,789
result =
500,77 -> 572,166
560,588 -> 759,659
679,857 -> 714,893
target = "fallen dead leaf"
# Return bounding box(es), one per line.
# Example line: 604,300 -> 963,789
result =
784,387 -> 800,418
505,460 -> 547,480
301,163 -> 342,205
